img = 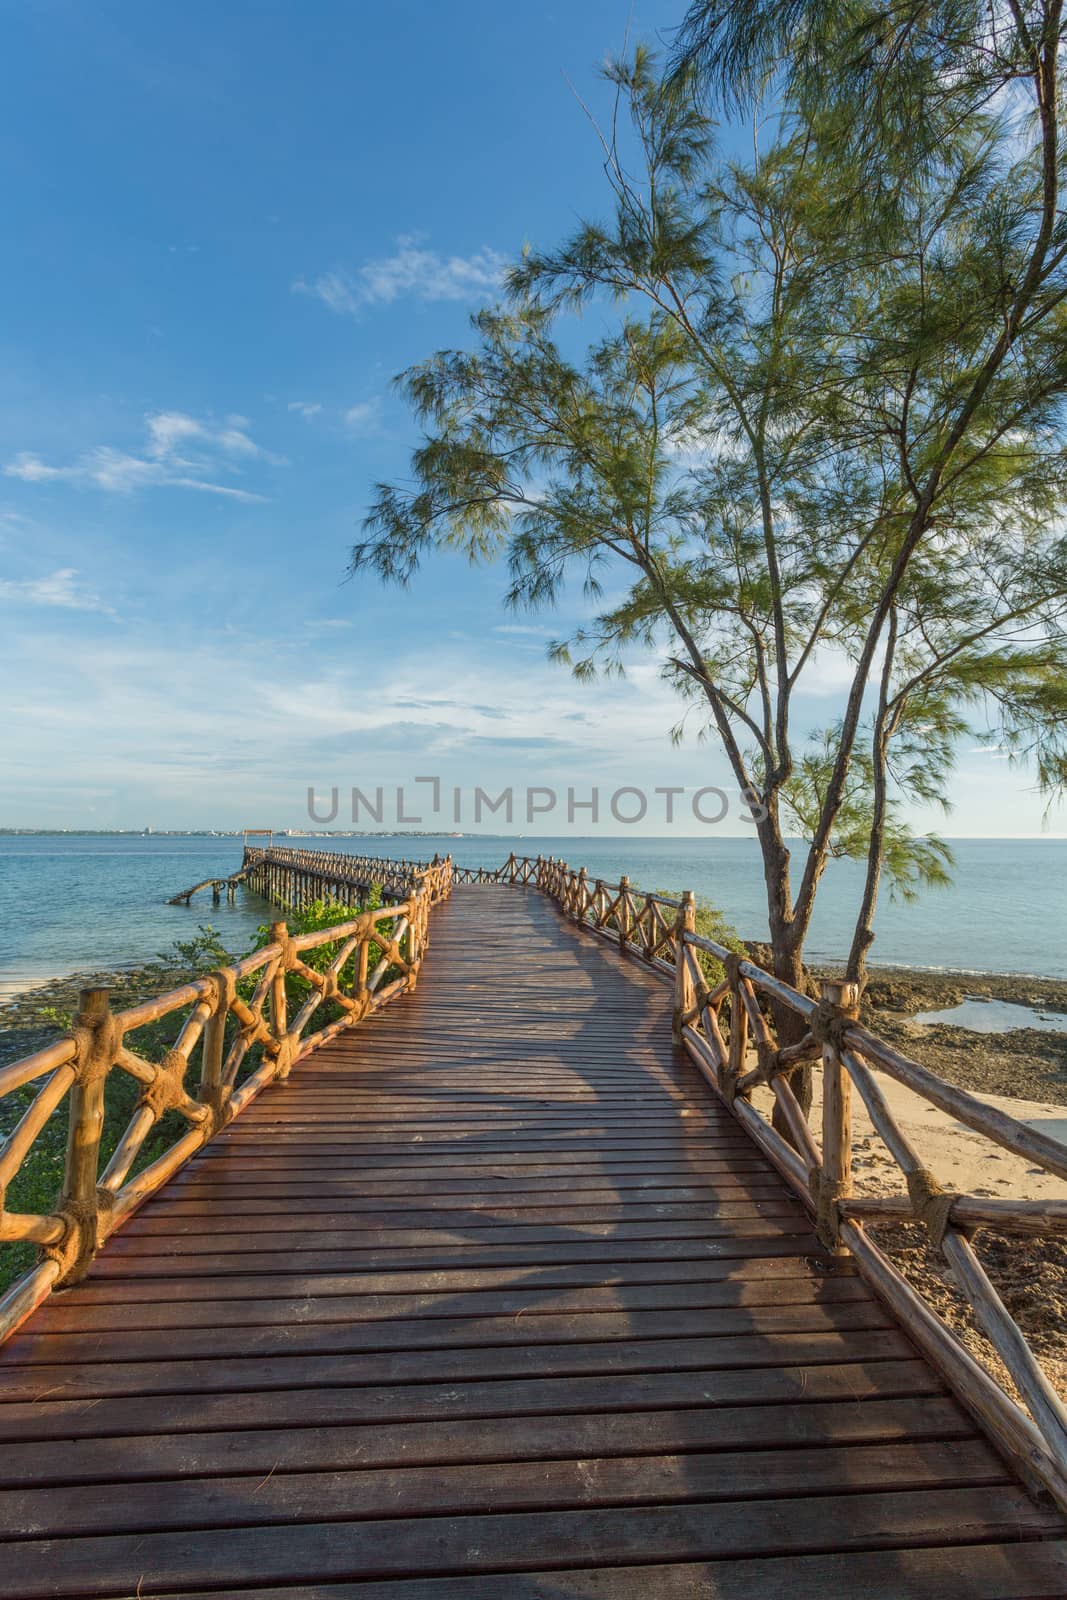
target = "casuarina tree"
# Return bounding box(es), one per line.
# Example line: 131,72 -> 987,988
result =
353,33 -> 1067,1113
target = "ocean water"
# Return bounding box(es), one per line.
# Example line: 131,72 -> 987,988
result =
0,833 -> 1064,997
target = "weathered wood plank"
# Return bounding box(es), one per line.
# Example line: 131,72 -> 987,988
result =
24,1275 -> 871,1334
3,1489 -> 1060,1598
0,1329 -> 913,1403
0,1440 -> 1008,1539
0,882 -> 1058,1595
134,1542 -> 1067,1600
2,1299 -> 896,1366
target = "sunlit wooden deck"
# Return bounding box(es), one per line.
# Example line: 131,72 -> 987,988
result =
0,884 -> 1064,1597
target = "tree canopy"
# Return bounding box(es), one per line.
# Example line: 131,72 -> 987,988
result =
354,25 -> 1067,1002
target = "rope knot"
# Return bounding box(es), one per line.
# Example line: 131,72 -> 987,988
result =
722,952 -> 745,990
809,995 -> 860,1052
44,1198 -> 100,1283
691,983 -> 712,1017
72,1014 -> 120,1088
808,1168 -> 850,1249
756,1037 -> 783,1083
207,968 -> 238,1013
906,1166 -> 960,1249
198,1084 -> 233,1131
139,1049 -> 189,1118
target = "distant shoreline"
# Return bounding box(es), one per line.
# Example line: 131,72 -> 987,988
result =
3,829 -> 1067,841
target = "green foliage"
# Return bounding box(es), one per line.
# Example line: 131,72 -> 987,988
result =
656,889 -> 747,985
162,923 -> 234,972
249,888 -> 388,1017
33,1004 -> 72,1032
354,33 -> 1067,981
782,729 -> 955,902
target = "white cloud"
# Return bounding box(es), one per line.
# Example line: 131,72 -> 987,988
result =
0,567 -> 114,614
294,236 -> 507,314
793,645 -> 868,698
145,411 -> 263,459
5,453 -> 77,484
494,623 -> 552,637
1,619 -> 1059,837
343,399 -> 381,433
288,400 -> 322,420
145,412 -> 206,457
4,412 -> 274,502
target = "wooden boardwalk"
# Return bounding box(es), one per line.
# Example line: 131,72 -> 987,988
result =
0,884 -> 1065,1597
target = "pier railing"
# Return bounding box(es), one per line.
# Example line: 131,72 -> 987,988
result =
242,845 -> 438,909
499,850 -> 1067,1509
2,841 -> 1066,1509
0,855 -> 452,1342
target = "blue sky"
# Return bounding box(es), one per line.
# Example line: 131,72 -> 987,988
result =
0,0 -> 1059,837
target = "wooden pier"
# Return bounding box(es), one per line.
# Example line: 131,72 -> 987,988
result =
1,856 -> 1067,1594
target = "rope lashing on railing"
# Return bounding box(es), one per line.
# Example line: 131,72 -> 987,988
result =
755,1035 -> 799,1085
722,951 -> 745,989
800,986 -> 862,1249
43,1195 -> 103,1284
907,1166 -> 966,1250
70,1005 -> 121,1091
809,992 -> 861,1049
138,1049 -> 192,1119
808,1166 -> 851,1251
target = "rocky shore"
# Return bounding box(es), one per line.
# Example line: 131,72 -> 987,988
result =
857,967 -> 1067,1104
0,962 -> 195,1072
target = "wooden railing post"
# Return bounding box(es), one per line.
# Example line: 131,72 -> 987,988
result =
617,875 -> 631,949
641,893 -> 655,959
672,891 -> 696,1041
407,892 -> 423,990
576,867 -> 588,923
818,978 -> 857,1250
269,921 -> 291,1076
723,967 -> 748,1103
199,966 -> 236,1115
57,987 -> 115,1283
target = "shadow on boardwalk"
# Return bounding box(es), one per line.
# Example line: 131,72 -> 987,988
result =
0,885 -> 1062,1597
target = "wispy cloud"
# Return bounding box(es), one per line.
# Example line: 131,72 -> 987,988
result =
146,411 -> 264,459
294,235 -> 507,314
287,400 -> 322,421
967,745 -> 1013,760
0,567 -> 114,615
343,399 -> 381,433
4,411 -> 276,502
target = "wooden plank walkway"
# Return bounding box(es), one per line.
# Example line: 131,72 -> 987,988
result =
0,883 -> 1065,1598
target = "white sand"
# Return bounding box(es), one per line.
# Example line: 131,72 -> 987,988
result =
754,1070 -> 1067,1202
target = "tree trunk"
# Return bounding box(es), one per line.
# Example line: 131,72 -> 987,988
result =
770,928 -> 812,1129
757,822 -> 814,1136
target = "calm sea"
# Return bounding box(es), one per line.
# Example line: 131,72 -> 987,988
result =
0,833 -> 1064,996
